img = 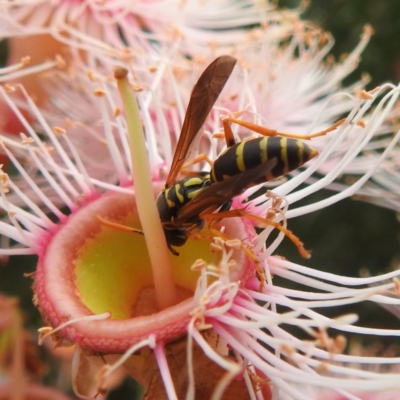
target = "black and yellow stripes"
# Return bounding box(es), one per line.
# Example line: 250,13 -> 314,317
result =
157,176 -> 210,223
211,137 -> 319,185
158,135 -> 319,253
153,55 -> 329,255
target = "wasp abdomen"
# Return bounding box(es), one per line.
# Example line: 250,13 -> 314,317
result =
211,137 -> 319,185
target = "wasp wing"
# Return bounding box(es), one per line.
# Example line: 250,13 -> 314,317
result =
166,55 -> 237,188
176,158 -> 278,223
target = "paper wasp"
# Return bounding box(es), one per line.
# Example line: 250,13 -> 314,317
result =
156,55 -> 343,256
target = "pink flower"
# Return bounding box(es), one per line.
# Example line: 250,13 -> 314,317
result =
0,1 -> 298,58
0,5 -> 400,399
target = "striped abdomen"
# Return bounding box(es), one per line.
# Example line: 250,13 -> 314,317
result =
210,137 -> 319,185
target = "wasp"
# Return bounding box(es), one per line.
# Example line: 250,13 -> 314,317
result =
156,55 -> 344,256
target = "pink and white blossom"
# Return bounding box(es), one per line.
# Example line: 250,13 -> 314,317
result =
0,3 -> 400,400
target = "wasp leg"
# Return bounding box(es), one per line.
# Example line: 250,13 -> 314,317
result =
182,153 -> 213,171
97,215 -> 144,235
179,170 -> 209,178
221,118 -> 236,147
204,200 -> 233,231
180,153 -> 214,177
222,117 -> 346,140
208,227 -> 267,292
200,209 -> 310,259
98,215 -> 182,256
